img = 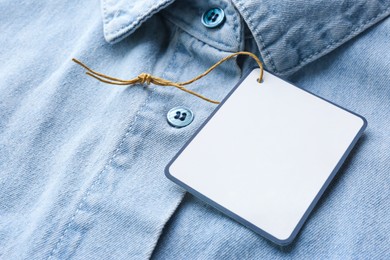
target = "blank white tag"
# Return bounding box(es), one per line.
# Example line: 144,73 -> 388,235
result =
165,68 -> 366,245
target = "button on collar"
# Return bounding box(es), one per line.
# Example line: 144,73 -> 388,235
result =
202,7 -> 225,28
167,107 -> 194,128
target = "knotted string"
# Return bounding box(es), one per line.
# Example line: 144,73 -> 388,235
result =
72,51 -> 264,104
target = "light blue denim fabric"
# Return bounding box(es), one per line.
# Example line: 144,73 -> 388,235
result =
0,0 -> 389,259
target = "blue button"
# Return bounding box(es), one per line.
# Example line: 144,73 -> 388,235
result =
202,8 -> 225,28
167,107 -> 194,128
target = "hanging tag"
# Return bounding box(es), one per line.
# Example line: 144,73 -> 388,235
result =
165,68 -> 367,246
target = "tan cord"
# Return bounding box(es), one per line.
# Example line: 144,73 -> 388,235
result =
72,51 -> 264,104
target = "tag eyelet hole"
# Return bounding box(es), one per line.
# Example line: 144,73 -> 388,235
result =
257,78 -> 264,83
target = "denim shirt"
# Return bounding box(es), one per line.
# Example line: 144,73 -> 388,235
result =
1,0 -> 389,259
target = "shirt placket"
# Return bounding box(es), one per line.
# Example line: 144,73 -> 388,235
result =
47,1 -> 244,259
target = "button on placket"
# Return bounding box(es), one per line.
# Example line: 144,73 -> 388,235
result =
202,7 -> 225,28
167,107 -> 194,128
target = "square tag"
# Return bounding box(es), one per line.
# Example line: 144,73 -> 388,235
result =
165,68 -> 367,245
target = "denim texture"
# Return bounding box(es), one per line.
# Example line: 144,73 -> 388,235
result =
0,0 -> 389,259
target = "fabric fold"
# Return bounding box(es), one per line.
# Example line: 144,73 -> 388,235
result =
232,0 -> 390,75
101,0 -> 175,43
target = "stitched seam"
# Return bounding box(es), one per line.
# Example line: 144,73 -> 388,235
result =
163,15 -> 234,52
103,0 -> 168,33
47,26 -> 182,259
217,0 -> 241,44
235,0 -> 390,74
101,0 -> 108,34
277,4 -> 390,74
168,25 -> 243,85
233,0 -> 278,72
165,19 -> 237,54
47,99 -> 150,259
161,2 -> 237,50
228,0 -> 242,44
47,82 -> 155,258
147,30 -> 243,258
102,0 -> 174,42
161,0 -> 243,51
144,32 -> 187,259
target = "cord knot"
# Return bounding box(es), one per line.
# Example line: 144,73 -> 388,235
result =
138,73 -> 153,85
72,51 -> 263,105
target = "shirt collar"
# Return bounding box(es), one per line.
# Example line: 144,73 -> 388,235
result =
101,0 -> 175,44
231,0 -> 390,75
101,0 -> 390,75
